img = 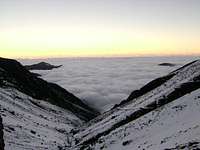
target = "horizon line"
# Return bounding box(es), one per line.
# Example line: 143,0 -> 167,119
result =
8,53 -> 200,60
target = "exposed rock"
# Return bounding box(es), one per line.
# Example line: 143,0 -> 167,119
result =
0,116 -> 4,150
164,141 -> 200,150
30,72 -> 42,77
25,62 -> 62,70
0,57 -> 99,121
122,140 -> 133,146
158,63 -> 176,67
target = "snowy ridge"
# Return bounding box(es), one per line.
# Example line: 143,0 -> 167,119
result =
0,87 -> 81,150
73,59 -> 200,149
82,88 -> 200,150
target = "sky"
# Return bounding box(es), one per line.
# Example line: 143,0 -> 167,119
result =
0,0 -> 200,58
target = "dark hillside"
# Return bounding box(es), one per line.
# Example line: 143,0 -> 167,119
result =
0,57 -> 99,121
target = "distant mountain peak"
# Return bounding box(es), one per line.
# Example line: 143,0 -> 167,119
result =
24,61 -> 62,70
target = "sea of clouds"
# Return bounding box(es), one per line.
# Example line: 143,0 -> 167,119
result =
19,56 -> 199,112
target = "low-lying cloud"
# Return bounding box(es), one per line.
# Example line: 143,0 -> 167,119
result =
20,57 -> 196,112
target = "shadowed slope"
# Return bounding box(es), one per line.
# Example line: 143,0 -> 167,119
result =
0,57 -> 99,121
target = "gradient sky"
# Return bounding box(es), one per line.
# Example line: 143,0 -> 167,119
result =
0,0 -> 200,58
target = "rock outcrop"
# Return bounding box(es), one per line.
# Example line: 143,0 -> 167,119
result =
0,116 -> 4,150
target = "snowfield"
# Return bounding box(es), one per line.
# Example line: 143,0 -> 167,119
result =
81,89 -> 200,150
0,87 -> 81,150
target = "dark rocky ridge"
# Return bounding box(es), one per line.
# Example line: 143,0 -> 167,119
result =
0,116 -> 4,150
113,73 -> 175,109
0,57 -> 99,121
25,62 -> 62,70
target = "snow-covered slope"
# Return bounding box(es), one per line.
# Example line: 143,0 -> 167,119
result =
0,57 -> 99,121
0,57 -> 99,149
1,58 -> 200,150
81,88 -> 200,150
73,60 -> 200,149
0,87 -> 81,150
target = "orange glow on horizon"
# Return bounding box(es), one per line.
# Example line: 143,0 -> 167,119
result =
1,48 -> 200,59
0,25 -> 200,59
1,0 -> 200,59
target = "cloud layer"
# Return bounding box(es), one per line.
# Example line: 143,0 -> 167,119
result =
20,56 -> 198,112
